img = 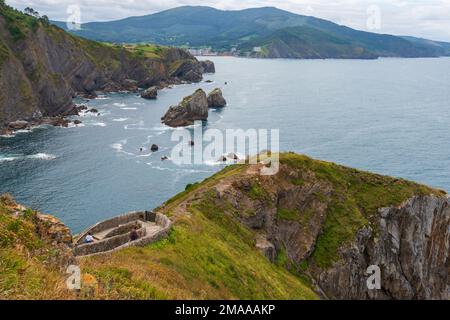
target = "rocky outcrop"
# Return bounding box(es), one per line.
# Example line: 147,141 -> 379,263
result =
175,154 -> 449,300
207,88 -> 227,108
200,60 -> 216,73
314,195 -> 450,300
0,5 -> 214,128
141,86 -> 158,99
169,59 -> 204,82
8,120 -> 29,130
161,89 -> 209,127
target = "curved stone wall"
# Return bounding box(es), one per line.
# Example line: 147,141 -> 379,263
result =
74,211 -> 172,257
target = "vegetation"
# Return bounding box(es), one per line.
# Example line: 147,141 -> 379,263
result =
0,152 -> 445,299
81,201 -> 317,299
0,2 -> 49,42
0,194 -> 72,299
278,153 -> 445,267
56,6 -> 450,58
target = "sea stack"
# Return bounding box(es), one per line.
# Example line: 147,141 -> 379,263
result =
141,86 -> 158,100
161,89 -> 209,127
207,88 -> 227,108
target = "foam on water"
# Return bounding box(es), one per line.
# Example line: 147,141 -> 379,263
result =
0,153 -> 57,162
112,118 -> 129,122
91,122 -> 107,127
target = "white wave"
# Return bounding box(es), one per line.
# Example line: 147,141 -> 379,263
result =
27,153 -> 57,160
67,122 -> 85,128
110,139 -> 135,156
0,134 -> 15,138
11,129 -> 32,134
121,107 -> 137,110
0,153 -> 57,163
112,118 -> 129,122
113,103 -> 127,107
91,122 -> 107,127
0,156 -> 18,162
96,95 -> 109,100
145,162 -> 214,174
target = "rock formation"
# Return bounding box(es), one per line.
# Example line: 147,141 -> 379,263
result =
161,89 -> 209,127
207,88 -> 227,108
150,144 -> 159,152
314,195 -> 450,300
200,60 -> 216,73
162,153 -> 449,300
141,86 -> 158,99
0,4 -> 214,129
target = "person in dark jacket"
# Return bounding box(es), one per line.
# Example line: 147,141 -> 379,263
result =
130,227 -> 139,241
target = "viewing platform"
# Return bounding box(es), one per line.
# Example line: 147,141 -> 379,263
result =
73,211 -> 171,257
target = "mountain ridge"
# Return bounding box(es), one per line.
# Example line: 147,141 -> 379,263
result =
53,5 -> 450,59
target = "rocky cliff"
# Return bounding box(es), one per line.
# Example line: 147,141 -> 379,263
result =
155,153 -> 449,300
0,4 -> 213,129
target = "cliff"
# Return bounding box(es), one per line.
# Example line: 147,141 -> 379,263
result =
149,153 -> 449,299
1,153 -> 448,300
0,4 -> 212,128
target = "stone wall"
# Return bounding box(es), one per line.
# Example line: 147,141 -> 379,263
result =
74,226 -> 146,256
74,211 -> 172,257
75,211 -> 147,245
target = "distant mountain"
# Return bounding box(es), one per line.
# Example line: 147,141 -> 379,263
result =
54,6 -> 450,59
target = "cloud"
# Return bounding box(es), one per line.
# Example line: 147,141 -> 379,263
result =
6,0 -> 450,41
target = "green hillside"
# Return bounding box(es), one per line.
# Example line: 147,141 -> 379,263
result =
53,6 -> 450,58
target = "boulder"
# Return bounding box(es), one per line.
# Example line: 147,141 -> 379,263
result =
8,120 -> 29,130
161,89 -> 209,127
73,120 -> 82,125
150,144 -> 159,152
141,86 -> 158,100
207,88 -> 227,108
89,108 -> 98,113
200,60 -> 216,73
170,60 -> 203,82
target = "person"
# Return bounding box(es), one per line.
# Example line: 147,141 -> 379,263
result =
130,227 -> 139,241
85,233 -> 94,244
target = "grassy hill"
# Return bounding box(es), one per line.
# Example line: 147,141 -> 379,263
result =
54,6 -> 450,58
1,153 -> 447,299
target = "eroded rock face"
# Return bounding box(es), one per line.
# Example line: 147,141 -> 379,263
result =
8,120 -> 29,130
207,88 -> 227,108
315,195 -> 450,300
200,60 -> 216,73
169,60 -> 203,82
35,214 -> 73,245
161,89 -> 208,127
0,14 -> 211,128
209,162 -> 449,300
141,86 -> 158,99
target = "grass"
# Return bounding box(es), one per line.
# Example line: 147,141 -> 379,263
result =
0,195 -> 73,299
0,3 -> 40,42
81,190 -> 317,300
125,44 -> 167,59
279,152 -> 445,267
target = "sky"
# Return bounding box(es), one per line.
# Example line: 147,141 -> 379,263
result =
7,0 -> 450,42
